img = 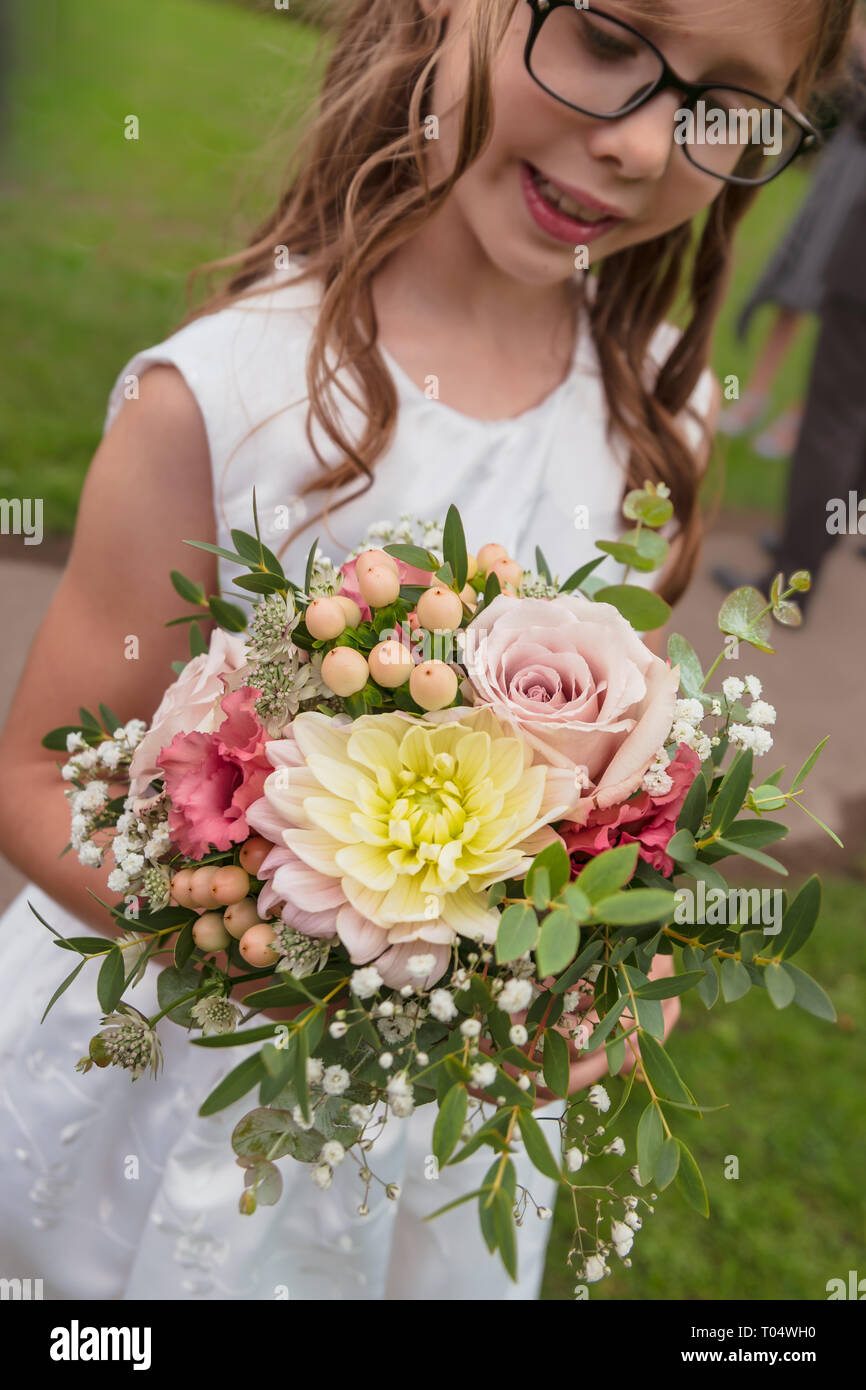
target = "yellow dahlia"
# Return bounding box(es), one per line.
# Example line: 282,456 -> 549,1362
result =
256,705 -> 581,958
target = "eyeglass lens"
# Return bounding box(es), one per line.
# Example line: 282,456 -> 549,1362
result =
528,8 -> 801,182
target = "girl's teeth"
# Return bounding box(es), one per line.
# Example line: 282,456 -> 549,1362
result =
534,174 -> 609,223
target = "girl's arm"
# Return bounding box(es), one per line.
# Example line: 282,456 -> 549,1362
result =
0,365 -> 218,933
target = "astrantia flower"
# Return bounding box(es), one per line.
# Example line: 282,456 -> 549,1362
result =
190,996 -> 242,1036
248,706 -> 579,988
78,1006 -> 163,1081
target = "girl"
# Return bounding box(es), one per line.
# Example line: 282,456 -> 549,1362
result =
0,0 -> 855,1301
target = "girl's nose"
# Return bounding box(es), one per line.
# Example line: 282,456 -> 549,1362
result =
582,91 -> 683,183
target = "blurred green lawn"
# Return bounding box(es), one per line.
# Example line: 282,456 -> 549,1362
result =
1,0 -> 817,529
541,873 -> 866,1301
2,0 -> 859,1303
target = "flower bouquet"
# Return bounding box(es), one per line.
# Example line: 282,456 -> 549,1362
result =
39,487 -> 838,1287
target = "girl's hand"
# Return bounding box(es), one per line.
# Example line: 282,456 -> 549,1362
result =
468,952 -> 681,1111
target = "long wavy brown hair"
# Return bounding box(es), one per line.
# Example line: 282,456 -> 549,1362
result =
179,0 -> 858,604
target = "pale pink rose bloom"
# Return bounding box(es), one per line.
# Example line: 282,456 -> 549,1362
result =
462,593 -> 680,825
128,630 -> 249,800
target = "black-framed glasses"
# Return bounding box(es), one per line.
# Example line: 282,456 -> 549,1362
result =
524,0 -> 821,186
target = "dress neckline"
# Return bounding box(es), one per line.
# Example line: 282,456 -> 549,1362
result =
377,276 -> 591,430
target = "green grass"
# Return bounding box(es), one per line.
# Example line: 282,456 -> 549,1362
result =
540,872 -> 866,1300
0,0 -> 323,531
1,0 -> 819,530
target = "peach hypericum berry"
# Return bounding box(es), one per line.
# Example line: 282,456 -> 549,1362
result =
305,597 -> 347,640
368,638 -> 414,688
239,923 -> 280,968
409,659 -> 458,711
322,646 -> 369,696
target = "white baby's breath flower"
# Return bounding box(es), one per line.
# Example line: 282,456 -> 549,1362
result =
565,1147 -> 584,1172
311,1163 -> 333,1190
743,675 -> 762,699
322,1065 -> 350,1096
320,1141 -> 346,1167
350,965 -> 383,999
292,1104 -> 314,1132
77,842 -> 103,868
107,868 -> 130,894
674,698 -> 704,725
306,1056 -> 324,1085
349,1104 -> 372,1127
390,1093 -> 414,1118
604,1136 -> 626,1156
78,781 -> 109,812
611,1219 -> 634,1258
624,1210 -> 642,1231
429,989 -> 457,1023
729,723 -> 774,756
748,699 -> 776,727
509,1023 -> 528,1046
588,1083 -> 610,1113
498,978 -> 533,1014
722,676 -> 745,702
386,1071 -> 412,1097
407,953 -> 436,979
98,741 -> 123,772
583,1255 -> 608,1283
470,1061 -> 497,1089
66,732 -> 87,753
460,1018 -> 482,1040
329,1020 -> 348,1039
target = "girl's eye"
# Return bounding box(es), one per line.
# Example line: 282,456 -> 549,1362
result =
579,18 -> 641,63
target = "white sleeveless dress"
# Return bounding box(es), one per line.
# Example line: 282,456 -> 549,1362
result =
0,270 -> 714,1300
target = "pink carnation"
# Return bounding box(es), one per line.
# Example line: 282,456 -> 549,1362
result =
158,686 -> 271,859
560,744 -> 701,879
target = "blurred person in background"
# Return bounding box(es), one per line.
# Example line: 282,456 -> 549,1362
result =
718,8 -> 866,458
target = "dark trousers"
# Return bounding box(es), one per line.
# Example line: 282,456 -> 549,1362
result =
775,297 -> 866,585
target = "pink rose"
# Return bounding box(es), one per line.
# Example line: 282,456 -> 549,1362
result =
338,554 -> 433,623
158,687 -> 270,859
128,630 -> 249,800
462,593 -> 680,824
561,744 -> 701,878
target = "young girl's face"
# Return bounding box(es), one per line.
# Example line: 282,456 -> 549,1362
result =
425,0 -> 814,285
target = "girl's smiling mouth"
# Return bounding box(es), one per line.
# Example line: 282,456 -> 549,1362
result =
520,161 -> 627,245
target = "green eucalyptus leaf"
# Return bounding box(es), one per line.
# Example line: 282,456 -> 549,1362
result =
717,586 -> 774,653
535,908 -> 579,977
495,903 -> 539,965
594,585 -> 671,632
675,1140 -> 709,1217
574,843 -> 639,902
637,1101 -> 665,1185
